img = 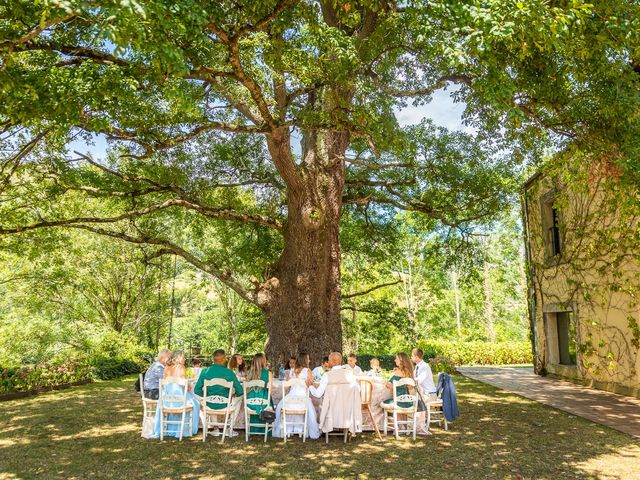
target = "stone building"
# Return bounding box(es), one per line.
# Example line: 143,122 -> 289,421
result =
523,156 -> 640,397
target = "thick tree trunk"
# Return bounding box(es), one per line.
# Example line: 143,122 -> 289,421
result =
259,127 -> 349,369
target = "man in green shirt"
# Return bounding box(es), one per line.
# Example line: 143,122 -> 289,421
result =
194,349 -> 243,436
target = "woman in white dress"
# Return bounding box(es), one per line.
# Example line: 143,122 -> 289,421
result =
273,353 -> 321,439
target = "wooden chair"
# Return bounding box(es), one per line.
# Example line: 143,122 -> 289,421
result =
243,379 -> 273,442
139,373 -> 158,426
280,378 -> 309,443
426,398 -> 448,431
158,378 -> 192,441
426,376 -> 448,432
381,377 -> 418,440
200,378 -> 237,444
356,377 -> 382,441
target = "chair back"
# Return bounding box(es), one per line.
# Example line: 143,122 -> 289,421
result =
436,372 -> 447,399
243,379 -> 271,410
159,378 -> 188,409
202,378 -> 235,411
356,377 -> 373,405
392,377 -> 418,410
281,378 -> 308,409
139,373 -> 146,400
319,373 -> 363,433
244,379 -> 267,391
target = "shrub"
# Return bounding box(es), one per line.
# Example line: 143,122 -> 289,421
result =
417,340 -> 532,366
354,341 -> 531,371
353,354 -> 396,371
0,344 -> 154,394
89,356 -> 143,380
429,355 -> 457,374
0,360 -> 94,395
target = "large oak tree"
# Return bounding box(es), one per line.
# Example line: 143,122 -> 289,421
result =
1,0 -> 639,365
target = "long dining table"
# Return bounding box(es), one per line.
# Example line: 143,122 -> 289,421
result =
234,376 -> 391,430
195,375 -> 392,431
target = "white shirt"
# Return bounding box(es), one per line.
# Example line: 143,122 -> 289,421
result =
312,366 -> 326,381
414,360 -> 437,394
310,365 -> 344,398
344,364 -> 363,375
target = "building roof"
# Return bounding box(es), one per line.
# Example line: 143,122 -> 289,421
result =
523,171 -> 543,191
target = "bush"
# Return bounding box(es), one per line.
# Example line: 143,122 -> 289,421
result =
89,356 -> 143,380
0,344 -> 154,394
429,355 -> 457,374
354,341 -> 531,371
417,340 -> 532,366
0,360 -> 93,395
353,354 -> 396,371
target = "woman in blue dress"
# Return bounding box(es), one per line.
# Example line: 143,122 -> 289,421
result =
153,350 -> 200,439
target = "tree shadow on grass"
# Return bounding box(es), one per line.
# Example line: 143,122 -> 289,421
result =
1,376 -> 639,479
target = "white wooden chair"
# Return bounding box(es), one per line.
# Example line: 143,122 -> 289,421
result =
281,378 -> 309,443
158,378 -> 192,441
356,377 -> 382,441
426,398 -> 448,431
139,373 -> 157,425
243,379 -> 272,442
200,378 -> 238,444
382,377 -> 418,440
426,374 -> 448,431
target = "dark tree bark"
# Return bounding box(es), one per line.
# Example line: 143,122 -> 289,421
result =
259,123 -> 350,369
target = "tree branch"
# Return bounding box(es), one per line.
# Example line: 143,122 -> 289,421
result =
0,14 -> 77,49
235,0 -> 300,37
68,225 -> 257,305
340,304 -> 385,315
1,129 -> 50,193
345,178 -> 415,187
72,151 -> 284,230
97,121 -> 268,153
12,42 -> 130,67
0,200 -> 183,235
345,157 -> 412,170
342,279 -> 402,299
373,74 -> 472,97
0,195 -> 283,235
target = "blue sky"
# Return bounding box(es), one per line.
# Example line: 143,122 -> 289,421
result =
69,87 -> 467,159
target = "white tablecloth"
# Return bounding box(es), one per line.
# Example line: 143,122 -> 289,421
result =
202,377 -> 391,431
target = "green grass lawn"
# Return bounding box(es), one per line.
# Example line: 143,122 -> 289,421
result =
1,375 -> 639,480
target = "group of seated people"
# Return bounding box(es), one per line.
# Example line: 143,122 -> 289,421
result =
142,347 -> 438,440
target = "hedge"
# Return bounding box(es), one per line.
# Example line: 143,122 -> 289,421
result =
0,361 -> 94,395
355,341 -> 532,372
0,352 -> 153,395
417,340 -> 532,366
90,356 -> 145,380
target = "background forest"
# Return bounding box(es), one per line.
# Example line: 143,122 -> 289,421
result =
0,200 -> 529,380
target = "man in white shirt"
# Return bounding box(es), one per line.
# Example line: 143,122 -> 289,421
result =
412,348 -> 437,435
311,352 -> 349,398
412,348 -> 437,396
312,356 -> 330,382
344,353 -> 363,375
